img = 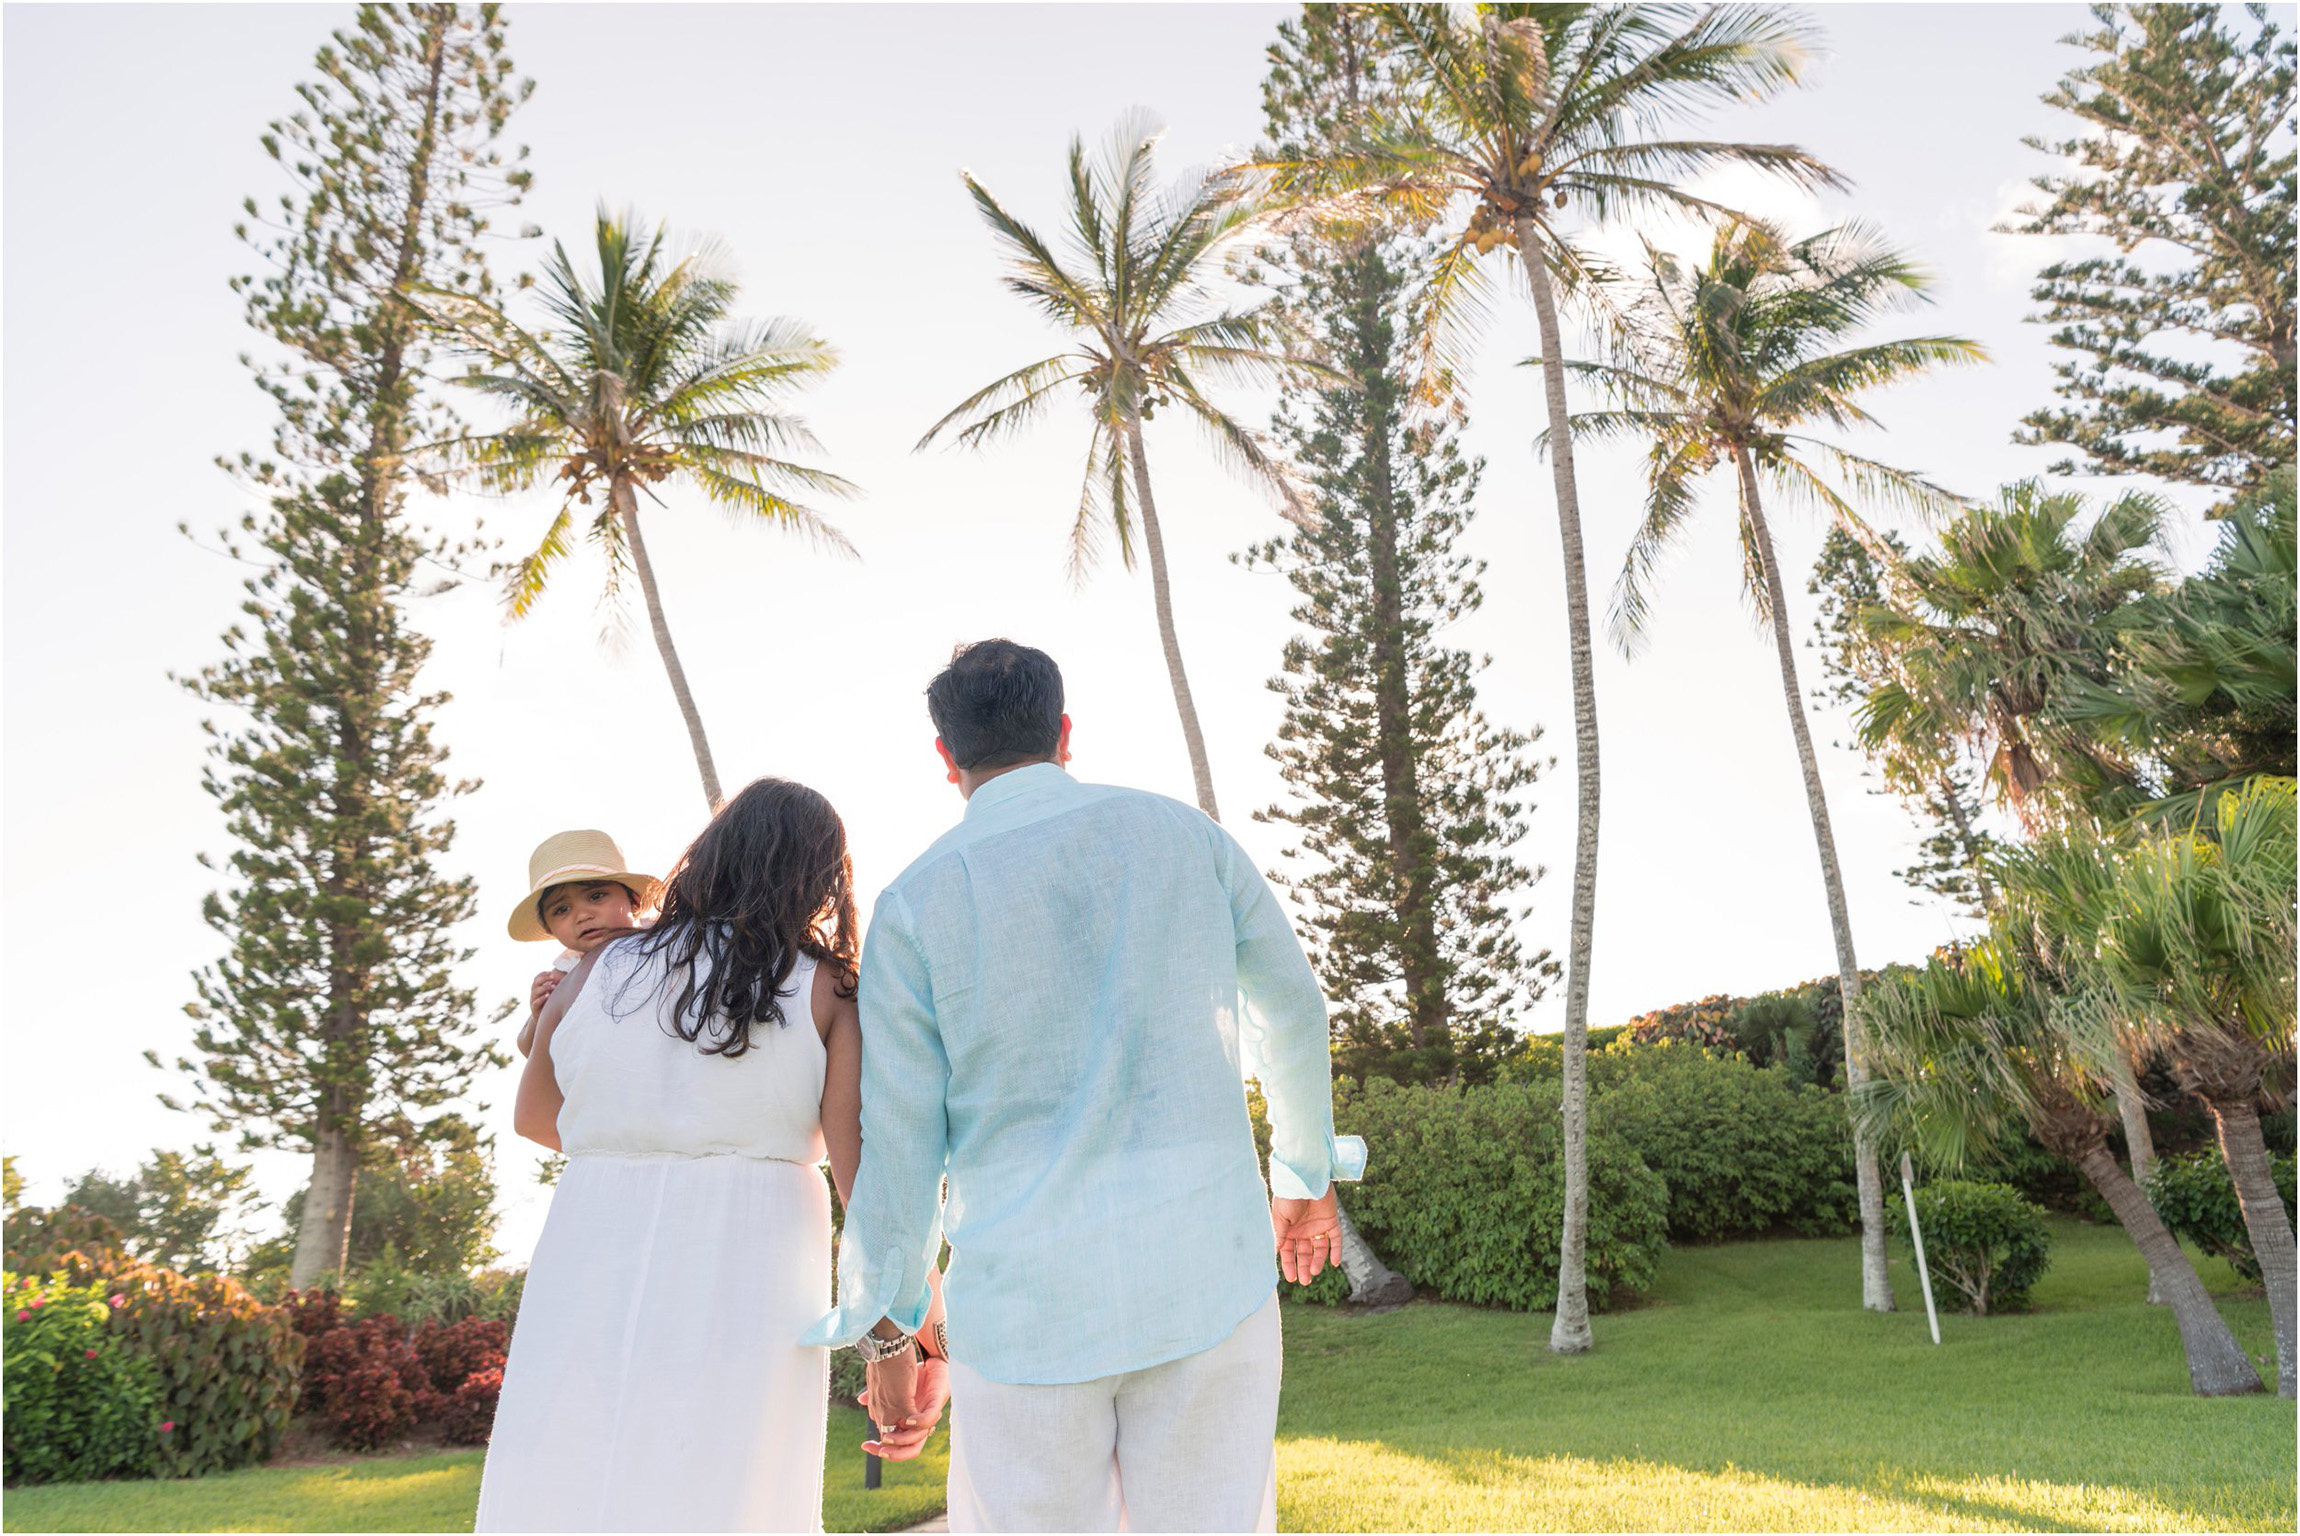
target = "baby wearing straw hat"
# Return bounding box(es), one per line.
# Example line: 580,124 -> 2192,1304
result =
508,830 -> 664,1057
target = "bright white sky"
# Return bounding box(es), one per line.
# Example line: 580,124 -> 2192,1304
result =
2,3 -> 2229,1266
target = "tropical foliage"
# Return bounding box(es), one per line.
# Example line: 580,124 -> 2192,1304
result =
415,211 -> 855,808
921,115 -> 1316,821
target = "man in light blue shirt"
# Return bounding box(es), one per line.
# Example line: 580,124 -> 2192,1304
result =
807,639 -> 1363,1532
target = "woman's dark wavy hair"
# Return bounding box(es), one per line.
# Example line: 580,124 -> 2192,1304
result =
618,777 -> 858,1058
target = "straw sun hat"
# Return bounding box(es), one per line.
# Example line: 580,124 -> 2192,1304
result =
507,830 -> 665,942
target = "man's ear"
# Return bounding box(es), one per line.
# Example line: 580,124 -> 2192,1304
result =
934,737 -> 963,785
1056,714 -> 1073,767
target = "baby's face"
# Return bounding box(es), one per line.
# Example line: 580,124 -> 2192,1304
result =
540,881 -> 639,952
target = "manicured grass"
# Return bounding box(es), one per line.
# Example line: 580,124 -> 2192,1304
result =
1275,1217 -> 2291,1531
7,1222 -> 2284,1532
0,1407 -> 946,1534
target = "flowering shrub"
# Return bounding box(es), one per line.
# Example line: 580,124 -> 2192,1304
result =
2,1272 -> 162,1484
300,1314 -> 438,1450
104,1263 -> 304,1476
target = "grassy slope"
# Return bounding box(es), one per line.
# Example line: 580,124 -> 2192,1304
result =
6,1221 -> 2287,1533
1276,1217 -> 2291,1532
0,1407 -> 945,1534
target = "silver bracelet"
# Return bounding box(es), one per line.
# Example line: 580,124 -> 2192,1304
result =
855,1327 -> 916,1364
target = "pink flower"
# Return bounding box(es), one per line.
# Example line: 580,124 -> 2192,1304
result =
108,1295 -> 126,1308
13,1310 -> 26,1322
159,1421 -> 175,1433
85,1348 -> 99,1358
27,1297 -> 43,1310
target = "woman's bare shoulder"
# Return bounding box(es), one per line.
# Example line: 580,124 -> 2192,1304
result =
809,953 -> 856,1043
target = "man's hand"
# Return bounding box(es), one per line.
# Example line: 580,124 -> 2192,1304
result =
1271,1187 -> 1342,1285
528,969 -> 563,1016
859,1354 -> 948,1460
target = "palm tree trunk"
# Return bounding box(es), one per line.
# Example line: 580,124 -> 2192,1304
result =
2072,1142 -> 2262,1395
1518,222 -> 1599,1355
1122,419 -> 1221,822
288,1117 -> 358,1290
1735,449 -> 1893,1313
2204,1092 -> 2296,1397
615,480 -> 722,810
2108,1056 -> 2164,1303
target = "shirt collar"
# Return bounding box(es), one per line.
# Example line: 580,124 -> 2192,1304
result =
962,761 -> 1071,820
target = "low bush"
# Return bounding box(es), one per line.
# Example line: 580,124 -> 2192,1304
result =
2146,1149 -> 2298,1282
103,1264 -> 303,1477
411,1316 -> 508,1397
280,1287 -> 346,1339
2,1272 -> 162,1484
299,1313 -> 437,1450
1337,1076 -> 1669,1311
2,1205 -> 132,1283
1591,1041 -> 1858,1241
1892,1180 -> 2051,1315
435,1365 -> 503,1446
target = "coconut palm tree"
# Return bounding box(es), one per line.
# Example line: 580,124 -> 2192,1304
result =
1262,1 -> 1846,1343
1561,217 -> 1985,1320
1857,482 -> 2167,833
2017,777 -> 2297,1396
1855,935 -> 2263,1397
412,210 -> 856,809
920,115 -> 1320,822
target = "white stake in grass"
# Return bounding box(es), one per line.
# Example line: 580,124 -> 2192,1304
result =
1901,1152 -> 1941,1345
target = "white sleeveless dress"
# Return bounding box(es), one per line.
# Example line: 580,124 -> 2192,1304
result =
478,939 -> 833,1533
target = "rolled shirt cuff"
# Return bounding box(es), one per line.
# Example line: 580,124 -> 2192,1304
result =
801,1239 -> 933,1349
1267,1132 -> 1367,1201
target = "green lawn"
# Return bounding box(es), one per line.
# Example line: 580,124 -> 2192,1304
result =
0,1407 -> 945,1534
6,1220 -> 2288,1533
1276,1218 -> 2290,1531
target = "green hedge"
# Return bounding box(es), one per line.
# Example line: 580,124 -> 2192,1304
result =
1587,1041 -> 1858,1241
2145,1149 -> 2297,1282
1336,1076 -> 1669,1311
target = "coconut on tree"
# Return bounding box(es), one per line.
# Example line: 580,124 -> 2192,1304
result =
1561,217 -> 1986,1321
412,210 -> 856,810
920,115 -> 1323,822
1261,0 -> 1845,1344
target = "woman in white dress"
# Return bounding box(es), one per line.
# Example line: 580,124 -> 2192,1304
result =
478,778 -> 939,1532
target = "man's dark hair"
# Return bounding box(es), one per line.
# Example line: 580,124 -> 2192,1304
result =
927,639 -> 1065,770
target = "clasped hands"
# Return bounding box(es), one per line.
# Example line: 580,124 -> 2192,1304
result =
859,1347 -> 948,1461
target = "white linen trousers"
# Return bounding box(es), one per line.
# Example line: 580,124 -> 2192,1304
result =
944,1293 -> 1283,1533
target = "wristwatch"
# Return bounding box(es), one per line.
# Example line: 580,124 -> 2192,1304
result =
855,1326 -> 917,1364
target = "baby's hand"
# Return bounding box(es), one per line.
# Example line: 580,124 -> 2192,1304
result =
529,969 -> 564,1016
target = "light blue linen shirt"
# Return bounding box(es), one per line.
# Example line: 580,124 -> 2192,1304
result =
804,764 -> 1364,1385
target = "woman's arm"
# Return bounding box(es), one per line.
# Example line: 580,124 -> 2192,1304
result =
514,945 -> 609,1150
815,960 -> 862,1208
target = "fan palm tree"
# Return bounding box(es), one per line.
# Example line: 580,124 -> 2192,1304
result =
412,210 -> 857,809
1562,217 -> 1985,1319
1854,936 -> 2262,1397
1262,1 -> 1846,1343
920,116 -> 1320,821
2012,777 -> 2298,1396
1857,481 -> 2167,833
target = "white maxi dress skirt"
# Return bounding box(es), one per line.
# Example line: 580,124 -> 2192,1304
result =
478,942 -> 833,1533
